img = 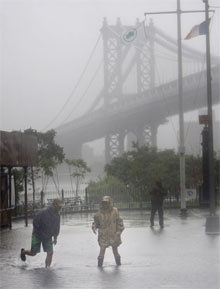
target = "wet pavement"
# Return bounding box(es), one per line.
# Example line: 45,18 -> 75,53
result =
0,209 -> 219,289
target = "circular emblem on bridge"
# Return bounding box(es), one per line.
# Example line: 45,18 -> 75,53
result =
122,28 -> 137,43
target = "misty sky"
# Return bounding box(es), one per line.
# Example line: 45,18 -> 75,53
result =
0,0 -> 219,153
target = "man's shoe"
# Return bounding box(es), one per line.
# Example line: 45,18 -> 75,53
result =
98,256 -> 104,267
20,248 -> 26,261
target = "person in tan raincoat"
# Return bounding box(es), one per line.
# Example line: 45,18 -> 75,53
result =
92,196 -> 124,267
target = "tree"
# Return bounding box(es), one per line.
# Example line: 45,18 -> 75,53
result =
23,128 -> 65,192
105,143 -> 207,201
185,154 -> 202,189
87,176 -> 132,204
65,158 -> 91,197
105,144 -> 175,200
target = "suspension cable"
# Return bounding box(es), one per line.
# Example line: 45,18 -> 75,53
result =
60,57 -> 103,125
41,33 -> 101,132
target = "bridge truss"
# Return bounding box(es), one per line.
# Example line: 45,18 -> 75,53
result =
56,18 -> 219,163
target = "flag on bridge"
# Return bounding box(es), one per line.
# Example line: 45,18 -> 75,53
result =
121,21 -> 146,44
184,18 -> 211,40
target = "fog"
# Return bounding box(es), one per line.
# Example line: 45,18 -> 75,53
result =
0,0 -> 219,155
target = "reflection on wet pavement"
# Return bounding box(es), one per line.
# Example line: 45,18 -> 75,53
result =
0,209 -> 219,289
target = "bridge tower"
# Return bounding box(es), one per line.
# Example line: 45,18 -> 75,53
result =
101,18 -> 156,163
102,18 -> 123,163
134,18 -> 157,148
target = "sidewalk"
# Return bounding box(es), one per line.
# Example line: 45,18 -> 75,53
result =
0,208 -> 219,289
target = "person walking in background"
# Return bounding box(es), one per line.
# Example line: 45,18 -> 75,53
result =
92,196 -> 124,267
20,198 -> 62,268
150,180 -> 167,228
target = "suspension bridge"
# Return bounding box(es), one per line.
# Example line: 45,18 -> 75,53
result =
54,18 -> 220,163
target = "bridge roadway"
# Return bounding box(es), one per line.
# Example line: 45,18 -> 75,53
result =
56,66 -> 220,156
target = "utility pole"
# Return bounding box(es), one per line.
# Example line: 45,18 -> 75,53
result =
203,0 -> 220,234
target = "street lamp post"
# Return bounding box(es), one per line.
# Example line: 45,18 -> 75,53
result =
144,0 -> 219,231
144,0 -> 187,216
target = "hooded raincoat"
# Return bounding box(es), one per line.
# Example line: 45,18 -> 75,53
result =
92,196 -> 124,248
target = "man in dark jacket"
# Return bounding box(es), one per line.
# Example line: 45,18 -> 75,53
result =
20,198 -> 62,267
149,180 -> 167,228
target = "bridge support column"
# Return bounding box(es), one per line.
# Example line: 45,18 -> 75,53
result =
105,132 -> 125,164
135,125 -> 152,147
133,122 -> 159,148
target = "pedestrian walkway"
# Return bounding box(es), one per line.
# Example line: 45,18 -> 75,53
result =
0,209 -> 219,289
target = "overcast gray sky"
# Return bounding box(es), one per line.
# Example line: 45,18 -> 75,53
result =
0,0 -> 219,152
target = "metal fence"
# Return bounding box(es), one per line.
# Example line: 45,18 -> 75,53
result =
11,188 -> 220,219
12,189 -> 86,217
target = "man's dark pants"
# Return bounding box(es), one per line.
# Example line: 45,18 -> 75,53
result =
150,200 -> 164,226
